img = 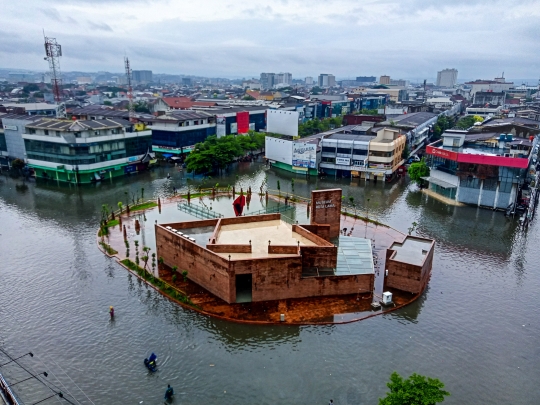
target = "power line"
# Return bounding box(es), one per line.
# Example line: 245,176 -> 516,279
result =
0,347 -> 78,405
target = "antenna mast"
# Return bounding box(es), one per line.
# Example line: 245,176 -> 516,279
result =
44,34 -> 66,118
124,56 -> 135,123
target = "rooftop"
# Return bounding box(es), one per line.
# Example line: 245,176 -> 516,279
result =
390,237 -> 432,266
380,112 -> 437,127
215,219 -> 316,259
26,117 -> 131,131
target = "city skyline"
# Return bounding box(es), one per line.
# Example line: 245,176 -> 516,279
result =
1,0 -> 539,80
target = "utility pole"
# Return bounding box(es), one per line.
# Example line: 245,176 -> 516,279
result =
43,33 -> 66,118
124,56 -> 136,123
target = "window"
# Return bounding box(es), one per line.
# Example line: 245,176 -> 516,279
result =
322,146 -> 336,153
353,148 -> 367,155
74,132 -> 80,137
322,157 -> 335,163
337,147 -> 351,154
44,130 -> 49,135
28,128 -> 36,134
56,131 -> 61,136
94,131 -> 100,136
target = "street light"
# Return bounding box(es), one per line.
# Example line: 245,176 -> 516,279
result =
0,352 -> 33,367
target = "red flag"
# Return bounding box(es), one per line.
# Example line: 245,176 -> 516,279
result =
233,195 -> 246,216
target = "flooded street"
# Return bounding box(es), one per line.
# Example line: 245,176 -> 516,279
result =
1,161 -> 539,405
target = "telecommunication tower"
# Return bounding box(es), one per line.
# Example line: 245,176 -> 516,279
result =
43,34 -> 66,118
124,56 -> 136,123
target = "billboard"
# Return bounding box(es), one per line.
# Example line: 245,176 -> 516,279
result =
216,116 -> 226,137
267,110 -> 299,137
292,142 -> 316,168
236,111 -> 250,134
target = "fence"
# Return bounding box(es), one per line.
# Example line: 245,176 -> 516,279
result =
177,201 -> 224,219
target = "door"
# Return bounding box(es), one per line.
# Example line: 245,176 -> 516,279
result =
235,274 -> 252,303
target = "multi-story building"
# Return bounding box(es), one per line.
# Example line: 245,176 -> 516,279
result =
149,111 -> 216,155
390,79 -> 409,87
356,76 -> 376,83
22,118 -> 153,183
0,113 -> 42,160
379,75 -> 391,85
305,76 -> 314,85
424,130 -> 537,210
318,74 -> 336,88
132,70 -> 153,84
436,69 -> 458,87
366,127 -> 406,180
260,73 -> 275,89
465,79 -> 513,97
275,73 -> 292,86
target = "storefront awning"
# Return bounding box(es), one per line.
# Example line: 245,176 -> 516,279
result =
421,176 -> 457,189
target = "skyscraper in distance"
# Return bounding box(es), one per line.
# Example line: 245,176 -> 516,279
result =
436,69 -> 458,87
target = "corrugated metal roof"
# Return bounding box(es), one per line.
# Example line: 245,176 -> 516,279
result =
26,118 -> 131,131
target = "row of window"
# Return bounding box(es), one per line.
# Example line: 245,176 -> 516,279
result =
321,157 -> 368,166
25,140 -> 128,156
27,152 -> 127,165
322,146 -> 368,155
27,129 -> 122,137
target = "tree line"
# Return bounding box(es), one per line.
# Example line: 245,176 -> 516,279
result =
184,131 -> 265,175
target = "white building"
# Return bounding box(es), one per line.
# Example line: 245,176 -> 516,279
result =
305,77 -> 314,85
275,73 -> 292,86
318,74 -> 336,88
436,69 -> 458,87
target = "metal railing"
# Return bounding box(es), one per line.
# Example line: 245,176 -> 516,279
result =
246,204 -> 296,216
177,201 -> 224,219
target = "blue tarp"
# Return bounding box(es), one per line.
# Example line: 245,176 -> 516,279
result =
162,153 -> 174,158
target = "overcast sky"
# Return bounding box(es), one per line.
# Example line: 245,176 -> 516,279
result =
2,0 -> 540,81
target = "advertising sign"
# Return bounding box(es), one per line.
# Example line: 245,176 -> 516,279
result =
292,142 -> 316,168
249,123 -> 255,131
230,123 -> 238,134
236,111 -> 250,134
216,116 -> 226,137
3,125 -> 17,130
267,110 -> 299,137
335,157 -> 351,166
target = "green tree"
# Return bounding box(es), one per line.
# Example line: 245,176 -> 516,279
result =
103,100 -> 113,106
379,372 -> 450,405
408,158 -> 430,184
23,83 -> 39,93
133,101 -> 151,113
454,115 -> 482,130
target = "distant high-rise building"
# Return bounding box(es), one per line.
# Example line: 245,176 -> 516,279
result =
305,76 -> 314,85
390,79 -> 409,87
356,76 -> 376,83
260,73 -> 275,89
318,74 -> 336,87
132,70 -> 153,84
379,75 -> 391,85
275,72 -> 292,86
436,69 -> 458,87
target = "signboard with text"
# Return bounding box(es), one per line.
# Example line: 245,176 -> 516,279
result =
292,142 -> 316,168
335,157 -> 351,166
216,116 -> 226,137
310,189 -> 342,238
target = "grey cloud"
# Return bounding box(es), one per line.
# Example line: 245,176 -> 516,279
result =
87,21 -> 114,32
39,7 -> 63,22
2,0 -> 540,79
